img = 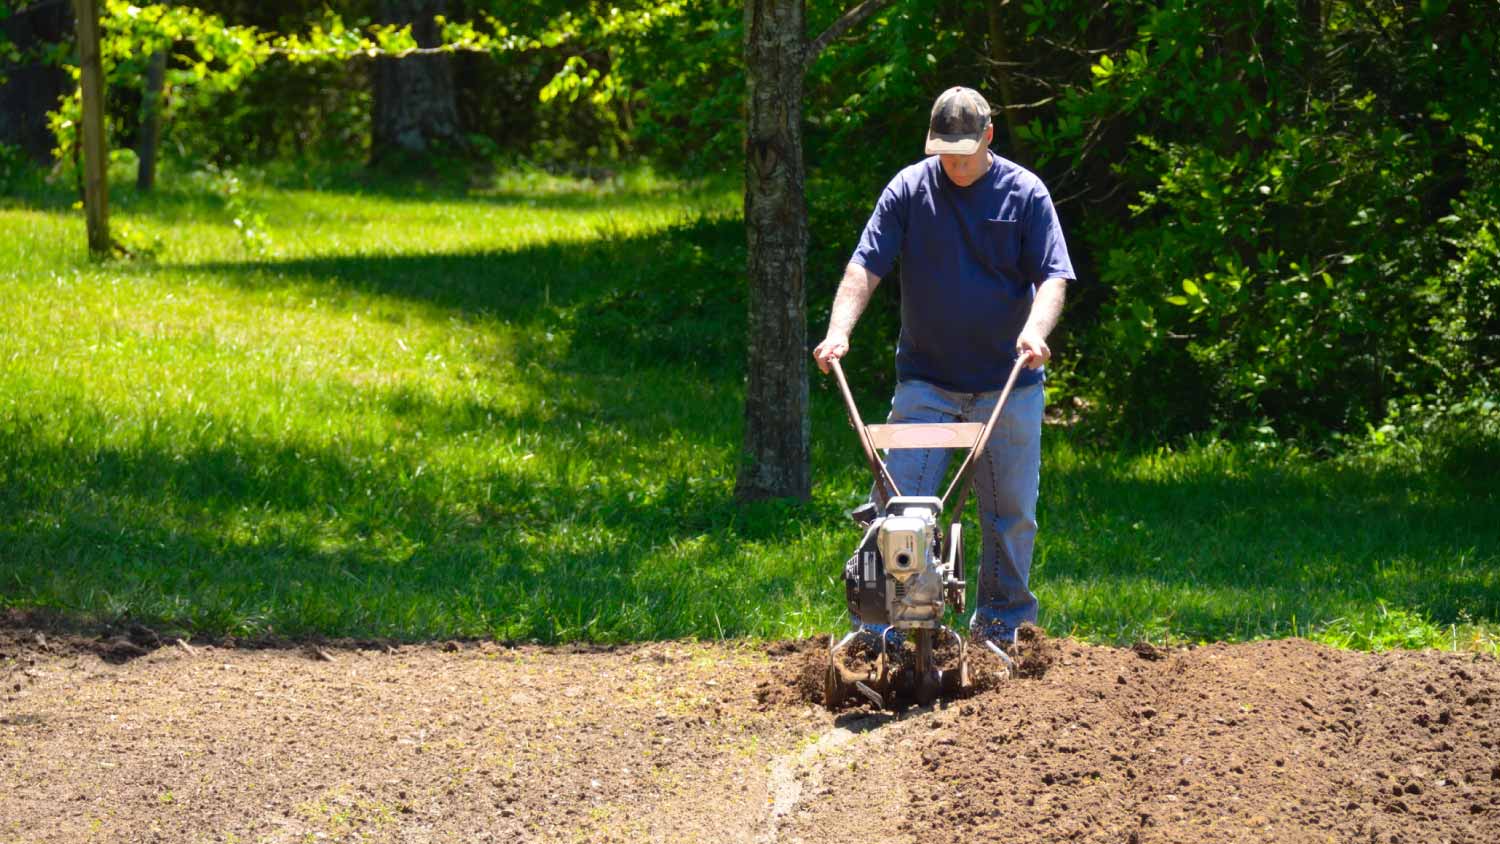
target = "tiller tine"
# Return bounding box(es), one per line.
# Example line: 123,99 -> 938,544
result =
824,625 -> 976,711
983,639 -> 1016,681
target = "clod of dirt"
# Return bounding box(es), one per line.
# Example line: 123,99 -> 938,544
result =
966,643 -> 1010,694
835,633 -> 884,680
94,637 -> 151,664
763,640 -> 800,657
1131,640 -> 1168,661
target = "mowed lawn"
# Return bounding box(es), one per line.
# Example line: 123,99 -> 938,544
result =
1,170 -> 1496,651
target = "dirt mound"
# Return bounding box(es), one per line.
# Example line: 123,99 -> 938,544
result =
968,622 -> 1061,693
775,638 -> 1500,844
757,636 -> 829,708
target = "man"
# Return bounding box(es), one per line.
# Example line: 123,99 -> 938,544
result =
812,86 -> 1074,648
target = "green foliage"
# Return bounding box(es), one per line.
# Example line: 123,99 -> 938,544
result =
803,1 -> 963,180
1310,603 -> 1496,654
44,1 -> 529,176
1016,0 -> 1500,442
518,0 -> 954,174
197,164 -> 271,253
1354,393 -> 1500,495
50,1 -> 262,174
0,23 -> 17,87
522,0 -> 741,168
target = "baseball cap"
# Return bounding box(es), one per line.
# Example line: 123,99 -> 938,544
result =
924,87 -> 992,155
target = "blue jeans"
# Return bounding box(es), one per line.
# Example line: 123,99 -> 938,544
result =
881,378 -> 1044,631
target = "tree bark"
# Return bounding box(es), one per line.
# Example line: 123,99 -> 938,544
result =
136,49 -> 167,191
985,0 -> 1033,168
738,0 -> 811,501
72,0 -> 109,258
737,0 -> 891,501
371,0 -> 461,163
0,0 -> 74,164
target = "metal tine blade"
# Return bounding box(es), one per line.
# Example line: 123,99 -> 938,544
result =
853,681 -> 885,709
984,640 -> 1016,680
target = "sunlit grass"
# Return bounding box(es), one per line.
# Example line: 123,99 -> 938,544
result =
1,166 -> 1496,653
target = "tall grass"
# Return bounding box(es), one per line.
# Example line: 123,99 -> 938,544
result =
1,166 -> 1495,652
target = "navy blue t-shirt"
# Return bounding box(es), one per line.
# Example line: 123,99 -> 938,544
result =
850,154 -> 1075,393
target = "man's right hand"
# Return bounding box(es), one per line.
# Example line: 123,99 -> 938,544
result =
812,334 -> 849,374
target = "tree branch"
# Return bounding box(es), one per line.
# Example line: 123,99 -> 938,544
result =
805,0 -> 894,71
995,95 -> 1056,111
1056,178 -> 1124,208
269,45 -> 482,58
1035,35 -> 1123,57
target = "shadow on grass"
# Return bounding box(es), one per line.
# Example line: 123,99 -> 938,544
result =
167,215 -> 750,378
1031,443 -> 1500,641
0,372 -> 845,643
5,385 -> 1496,646
0,198 -> 876,642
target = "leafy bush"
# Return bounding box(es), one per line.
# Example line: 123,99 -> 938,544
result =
1018,0 -> 1500,443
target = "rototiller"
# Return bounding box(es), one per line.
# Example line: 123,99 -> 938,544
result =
822,353 -> 1031,710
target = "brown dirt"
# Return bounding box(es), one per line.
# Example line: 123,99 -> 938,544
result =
3,621 -> 1497,843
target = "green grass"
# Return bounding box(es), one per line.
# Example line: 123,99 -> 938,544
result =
1,165 -> 1496,652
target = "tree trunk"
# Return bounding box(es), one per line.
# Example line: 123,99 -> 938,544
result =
72,0 -> 109,258
136,49 -> 167,191
0,1 -> 73,164
371,0 -> 461,163
985,1 -> 1033,168
737,0 -> 811,501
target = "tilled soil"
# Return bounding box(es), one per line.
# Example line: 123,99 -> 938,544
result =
3,623 -> 1497,844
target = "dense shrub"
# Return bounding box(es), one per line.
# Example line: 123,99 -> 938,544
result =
1014,0 -> 1499,442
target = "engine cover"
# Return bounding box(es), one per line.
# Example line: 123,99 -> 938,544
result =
844,496 -> 947,629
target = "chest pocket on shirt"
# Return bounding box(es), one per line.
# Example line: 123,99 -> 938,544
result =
983,218 -> 1023,277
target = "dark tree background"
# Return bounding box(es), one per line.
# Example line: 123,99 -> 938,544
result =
0,0 -> 73,164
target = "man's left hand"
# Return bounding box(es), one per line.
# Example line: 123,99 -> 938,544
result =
1016,329 -> 1050,369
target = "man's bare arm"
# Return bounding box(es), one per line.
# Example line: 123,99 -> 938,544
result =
1016,277 -> 1068,368
812,262 -> 882,373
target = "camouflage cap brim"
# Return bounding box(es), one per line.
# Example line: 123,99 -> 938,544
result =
924,131 -> 984,156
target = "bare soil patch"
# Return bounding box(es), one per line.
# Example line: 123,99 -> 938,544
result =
3,621 -> 1496,843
